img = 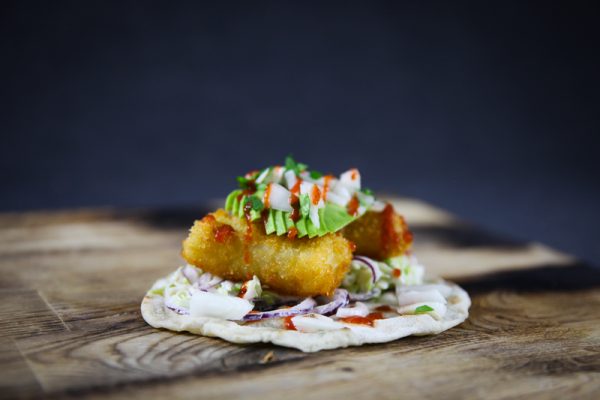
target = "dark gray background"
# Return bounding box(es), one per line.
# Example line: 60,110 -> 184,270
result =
1,2 -> 599,265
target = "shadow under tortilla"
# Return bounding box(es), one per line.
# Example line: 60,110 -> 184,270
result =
455,261 -> 600,295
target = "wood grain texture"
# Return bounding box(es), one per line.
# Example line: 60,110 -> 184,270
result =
0,197 -> 598,400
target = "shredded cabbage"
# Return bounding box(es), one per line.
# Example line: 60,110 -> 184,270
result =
154,255 -> 425,317
154,265 -> 265,314
386,254 -> 425,286
341,254 -> 425,296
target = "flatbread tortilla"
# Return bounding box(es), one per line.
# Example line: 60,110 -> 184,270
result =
141,279 -> 470,352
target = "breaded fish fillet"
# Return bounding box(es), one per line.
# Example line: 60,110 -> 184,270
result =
182,209 -> 353,297
341,203 -> 413,260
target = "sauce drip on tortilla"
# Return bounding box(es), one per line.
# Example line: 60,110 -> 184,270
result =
339,312 -> 385,327
283,316 -> 297,330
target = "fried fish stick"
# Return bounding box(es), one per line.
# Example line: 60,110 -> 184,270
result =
341,203 -> 413,260
181,209 -> 353,297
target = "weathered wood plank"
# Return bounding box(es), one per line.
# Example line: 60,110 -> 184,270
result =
15,325 -> 307,394
0,198 -> 597,399
0,289 -> 69,338
0,339 -> 43,400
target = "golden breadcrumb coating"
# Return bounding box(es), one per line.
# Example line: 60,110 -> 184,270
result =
181,209 -> 353,297
341,203 -> 413,260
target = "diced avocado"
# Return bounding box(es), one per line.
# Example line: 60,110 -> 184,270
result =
284,213 -> 296,230
320,203 -> 355,232
295,218 -> 308,238
231,195 -> 240,216
306,219 -> 318,238
225,190 -> 240,212
254,189 -> 265,204
275,210 -> 287,236
317,222 -> 329,236
237,196 -> 246,218
253,195 -> 361,238
265,209 -> 276,235
315,209 -> 331,236
299,194 -> 311,218
250,209 -> 261,221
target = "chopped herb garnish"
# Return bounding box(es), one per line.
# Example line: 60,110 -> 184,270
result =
285,155 -> 308,175
362,188 -> 374,196
310,170 -> 323,179
415,305 -> 434,314
236,176 -> 253,189
244,196 -> 264,212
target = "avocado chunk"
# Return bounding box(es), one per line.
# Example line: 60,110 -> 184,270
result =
306,219 -> 318,238
265,209 -> 276,235
275,210 -> 287,236
295,218 -> 308,238
320,203 -> 355,232
225,190 -> 240,212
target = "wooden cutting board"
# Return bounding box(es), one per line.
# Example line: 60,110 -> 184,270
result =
0,197 -> 598,399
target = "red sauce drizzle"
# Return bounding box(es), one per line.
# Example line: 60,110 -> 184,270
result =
263,183 -> 272,209
311,184 -> 321,205
214,225 -> 234,243
381,203 -> 400,255
283,316 -> 297,330
392,269 -> 402,278
238,182 -> 257,204
375,305 -> 394,312
261,209 -> 270,225
400,215 -> 414,244
243,202 -> 253,240
290,179 -> 302,196
243,202 -> 253,264
287,227 -> 298,240
289,179 -> 302,222
322,175 -> 333,201
339,312 -> 385,327
203,214 -> 216,224
289,195 -> 300,222
350,168 -> 359,180
242,180 -> 257,195
348,240 -> 357,253
347,195 -> 360,216
238,282 -> 248,298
